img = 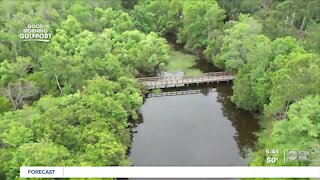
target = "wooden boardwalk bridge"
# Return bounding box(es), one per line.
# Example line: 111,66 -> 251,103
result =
137,72 -> 235,90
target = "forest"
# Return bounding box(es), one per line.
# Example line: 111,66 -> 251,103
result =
0,0 -> 319,179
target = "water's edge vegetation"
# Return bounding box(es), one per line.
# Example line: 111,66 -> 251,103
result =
0,0 -> 319,179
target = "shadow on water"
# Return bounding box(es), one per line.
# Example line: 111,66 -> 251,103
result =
215,83 -> 260,158
129,82 -> 260,166
169,83 -> 260,158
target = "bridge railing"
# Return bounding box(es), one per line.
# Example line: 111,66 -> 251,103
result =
137,71 -> 235,82
136,77 -> 161,82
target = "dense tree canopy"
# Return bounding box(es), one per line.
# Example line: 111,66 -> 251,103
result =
177,0 -> 225,48
251,95 -> 320,167
0,0 -> 320,179
212,14 -> 262,71
231,35 -> 272,111
0,77 -> 142,179
0,1 -> 150,179
131,0 -> 182,34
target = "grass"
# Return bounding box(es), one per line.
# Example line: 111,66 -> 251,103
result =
164,51 -> 197,72
185,69 -> 203,77
163,51 -> 203,76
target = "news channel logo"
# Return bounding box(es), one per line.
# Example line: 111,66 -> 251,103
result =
20,24 -> 52,42
287,150 -> 310,161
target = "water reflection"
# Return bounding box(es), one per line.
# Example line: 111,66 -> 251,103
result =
215,83 -> 260,158
129,83 -> 260,166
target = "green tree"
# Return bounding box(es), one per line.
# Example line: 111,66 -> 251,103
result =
131,1 -> 157,33
84,77 -> 143,120
7,141 -> 71,180
303,21 -> 320,54
112,30 -> 170,74
231,36 -> 311,112
178,0 -> 225,48
131,0 -> 183,35
3,123 -> 33,147
214,14 -> 262,71
251,95 -> 320,166
265,51 -> 320,118
0,96 -> 11,114
0,89 -> 135,178
94,7 -> 134,33
0,57 -> 32,87
231,35 -> 272,111
260,0 -> 320,40
217,0 -> 261,20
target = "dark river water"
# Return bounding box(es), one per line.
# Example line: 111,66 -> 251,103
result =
129,83 -> 260,166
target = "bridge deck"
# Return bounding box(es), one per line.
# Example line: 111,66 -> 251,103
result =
137,72 -> 235,90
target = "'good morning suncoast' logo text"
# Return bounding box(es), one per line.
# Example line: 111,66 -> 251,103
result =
20,24 -> 52,42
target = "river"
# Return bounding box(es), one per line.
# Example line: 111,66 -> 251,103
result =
129,83 -> 260,167
129,37 -> 260,167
